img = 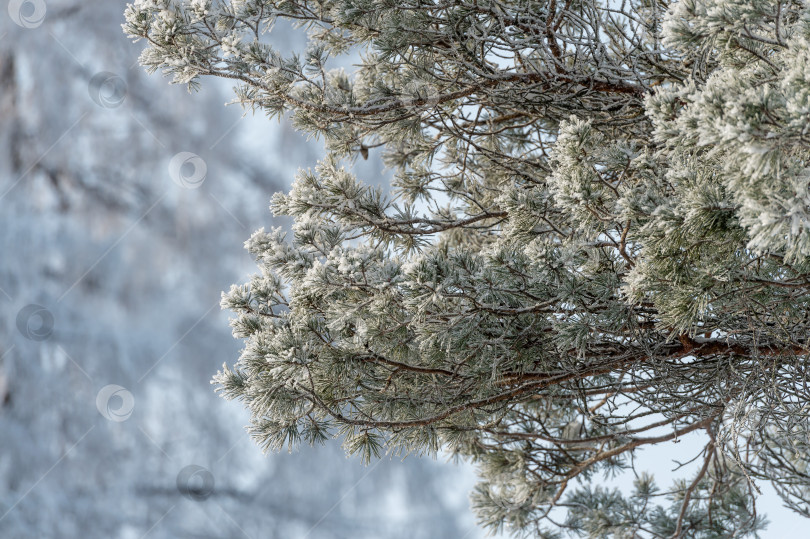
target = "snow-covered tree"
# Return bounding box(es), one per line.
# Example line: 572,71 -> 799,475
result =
126,0 -> 810,535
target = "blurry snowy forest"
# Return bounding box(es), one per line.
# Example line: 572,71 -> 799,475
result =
0,1 -> 485,537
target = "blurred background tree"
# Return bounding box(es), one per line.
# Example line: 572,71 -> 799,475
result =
0,1 -> 480,537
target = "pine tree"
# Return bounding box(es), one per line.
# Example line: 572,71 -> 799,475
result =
125,0 -> 810,535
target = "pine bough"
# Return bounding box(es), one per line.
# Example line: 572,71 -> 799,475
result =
126,0 -> 810,536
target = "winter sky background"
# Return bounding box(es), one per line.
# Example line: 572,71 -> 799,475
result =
0,0 -> 802,537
